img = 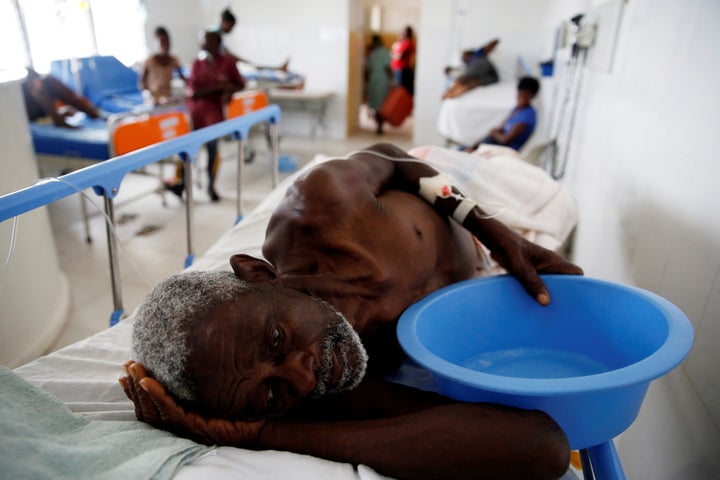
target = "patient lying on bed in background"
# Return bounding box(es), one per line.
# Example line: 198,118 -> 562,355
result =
22,67 -> 102,129
443,38 -> 500,100
122,143 -> 581,480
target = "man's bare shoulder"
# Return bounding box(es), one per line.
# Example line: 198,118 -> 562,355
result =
292,159 -> 376,205
265,160 -> 369,230
282,145 -> 409,213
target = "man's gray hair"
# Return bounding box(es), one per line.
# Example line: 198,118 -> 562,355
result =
131,270 -> 252,402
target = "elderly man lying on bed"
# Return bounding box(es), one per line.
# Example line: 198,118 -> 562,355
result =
121,143 -> 582,480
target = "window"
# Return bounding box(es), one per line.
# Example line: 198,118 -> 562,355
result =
90,0 -> 147,68
0,0 -> 30,73
2,0 -> 147,75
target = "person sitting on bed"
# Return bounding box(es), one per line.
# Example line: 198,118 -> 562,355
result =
21,67 -> 102,129
165,30 -> 245,202
122,142 -> 581,480
466,76 -> 540,152
442,38 -> 500,100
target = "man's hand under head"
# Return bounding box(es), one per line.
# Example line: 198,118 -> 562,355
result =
120,360 -> 265,448
120,361 -> 571,479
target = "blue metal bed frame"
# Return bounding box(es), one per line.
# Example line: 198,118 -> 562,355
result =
30,106 -> 189,243
1,105 -> 281,326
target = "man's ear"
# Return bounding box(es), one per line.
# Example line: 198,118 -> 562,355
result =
230,254 -> 282,285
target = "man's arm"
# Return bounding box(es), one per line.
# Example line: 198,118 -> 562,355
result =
122,362 -> 570,480
262,397 -> 570,480
224,47 -> 290,72
347,144 -> 582,305
140,61 -> 150,92
173,57 -> 186,83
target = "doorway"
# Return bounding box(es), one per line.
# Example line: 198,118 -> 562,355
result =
350,0 -> 420,141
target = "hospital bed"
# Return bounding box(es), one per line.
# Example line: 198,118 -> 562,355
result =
437,80 -> 520,147
11,106 -> 282,327
31,106 -> 192,243
267,88 -> 335,139
239,64 -> 305,90
0,134 -> 589,479
31,87 -> 280,244
50,55 -> 145,113
437,54 -> 554,156
176,62 -> 305,92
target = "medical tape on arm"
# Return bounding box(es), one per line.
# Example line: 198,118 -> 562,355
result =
418,173 -> 479,224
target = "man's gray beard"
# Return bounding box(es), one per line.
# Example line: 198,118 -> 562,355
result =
309,309 -> 368,398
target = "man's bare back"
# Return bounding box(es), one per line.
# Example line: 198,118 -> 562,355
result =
263,147 -> 478,333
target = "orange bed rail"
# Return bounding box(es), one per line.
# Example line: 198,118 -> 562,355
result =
111,109 -> 191,156
226,90 -> 270,119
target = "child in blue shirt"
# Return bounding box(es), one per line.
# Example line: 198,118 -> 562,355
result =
470,76 -> 540,151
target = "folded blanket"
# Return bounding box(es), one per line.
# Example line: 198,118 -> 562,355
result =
0,366 -> 210,480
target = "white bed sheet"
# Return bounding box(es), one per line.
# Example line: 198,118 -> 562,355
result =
13,147 -> 578,479
437,78 -> 555,154
437,81 -> 517,147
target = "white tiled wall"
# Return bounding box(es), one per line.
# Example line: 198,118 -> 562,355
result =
141,0 -> 720,476
145,0 -> 351,139
414,0 -> 719,477
219,0 -> 351,139
557,0 -> 720,477
415,0 -> 589,145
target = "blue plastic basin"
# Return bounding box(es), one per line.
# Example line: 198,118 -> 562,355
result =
397,275 -> 694,449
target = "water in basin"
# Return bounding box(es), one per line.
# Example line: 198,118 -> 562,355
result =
461,348 -> 611,378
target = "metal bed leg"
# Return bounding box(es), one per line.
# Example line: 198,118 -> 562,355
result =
586,441 -> 626,480
264,123 -> 273,151
579,448 -> 594,480
80,192 -> 92,244
158,157 -> 168,207
578,440 -> 626,480
236,137 -> 245,224
103,194 -> 124,326
270,122 -> 279,188
183,156 -> 195,268
311,100 -> 329,139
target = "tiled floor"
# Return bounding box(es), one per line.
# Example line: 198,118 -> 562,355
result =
43,124 -> 414,357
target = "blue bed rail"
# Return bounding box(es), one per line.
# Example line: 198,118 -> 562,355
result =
1,105 -> 281,325
2,106 -> 280,219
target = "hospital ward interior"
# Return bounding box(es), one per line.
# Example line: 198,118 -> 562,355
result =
0,0 -> 718,479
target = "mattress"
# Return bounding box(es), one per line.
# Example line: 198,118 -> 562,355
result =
237,64 -> 305,89
50,56 -> 145,113
437,81 -> 517,147
29,116 -> 110,160
437,78 -> 555,152
11,147 -> 579,479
